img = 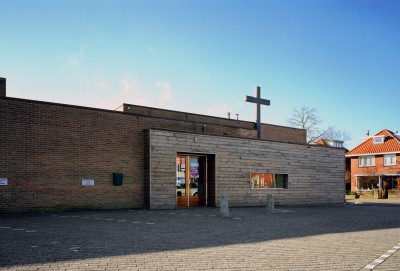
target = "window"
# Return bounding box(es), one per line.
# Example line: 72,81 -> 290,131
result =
333,142 -> 343,148
373,136 -> 385,144
384,154 -> 396,166
328,141 -> 343,148
357,176 -> 379,191
383,176 -> 399,189
358,156 -> 375,167
250,173 -> 288,189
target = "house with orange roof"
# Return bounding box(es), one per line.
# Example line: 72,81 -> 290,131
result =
314,138 -> 344,148
345,129 -> 400,199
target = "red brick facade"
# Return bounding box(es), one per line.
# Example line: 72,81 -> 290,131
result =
346,129 -> 400,199
1,97 -> 307,212
349,156 -> 400,191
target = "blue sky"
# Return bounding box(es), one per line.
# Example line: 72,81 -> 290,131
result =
1,0 -> 399,149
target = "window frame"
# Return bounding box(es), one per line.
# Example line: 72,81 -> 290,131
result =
358,155 -> 375,167
250,172 -> 289,190
373,136 -> 385,144
384,154 -> 396,166
356,176 -> 379,191
333,142 -> 342,148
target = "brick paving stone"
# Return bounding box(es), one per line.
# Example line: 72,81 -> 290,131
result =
1,205 -> 400,270
373,246 -> 400,271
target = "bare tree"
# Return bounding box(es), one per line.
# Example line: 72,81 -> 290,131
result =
288,106 -> 324,143
323,126 -> 351,143
345,169 -> 352,186
288,106 -> 351,144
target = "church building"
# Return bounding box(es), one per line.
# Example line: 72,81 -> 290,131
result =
0,78 -> 345,212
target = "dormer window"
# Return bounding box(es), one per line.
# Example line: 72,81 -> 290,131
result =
332,141 -> 343,148
373,136 -> 385,144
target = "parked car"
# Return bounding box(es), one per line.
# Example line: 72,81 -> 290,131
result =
176,183 -> 198,196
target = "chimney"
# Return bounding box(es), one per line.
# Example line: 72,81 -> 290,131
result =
362,129 -> 371,141
0,77 -> 5,97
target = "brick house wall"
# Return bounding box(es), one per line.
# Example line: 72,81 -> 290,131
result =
346,130 -> 400,198
1,97 -> 308,212
349,155 -> 400,192
147,129 -> 345,209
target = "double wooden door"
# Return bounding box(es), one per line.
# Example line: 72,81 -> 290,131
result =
176,155 -> 206,207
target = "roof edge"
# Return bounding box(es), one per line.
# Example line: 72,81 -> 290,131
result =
346,151 -> 400,157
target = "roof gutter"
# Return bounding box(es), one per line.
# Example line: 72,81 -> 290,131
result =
346,151 -> 400,157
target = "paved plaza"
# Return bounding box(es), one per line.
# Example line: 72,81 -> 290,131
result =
1,202 -> 400,270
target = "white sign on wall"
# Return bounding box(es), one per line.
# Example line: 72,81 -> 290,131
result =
82,179 -> 95,186
0,178 -> 8,186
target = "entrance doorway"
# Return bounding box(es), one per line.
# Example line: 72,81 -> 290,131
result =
176,154 -> 206,207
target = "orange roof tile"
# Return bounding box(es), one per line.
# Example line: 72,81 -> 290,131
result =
346,129 -> 400,156
315,138 -> 329,147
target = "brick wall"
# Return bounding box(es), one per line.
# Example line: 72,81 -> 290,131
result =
0,98 -> 143,212
147,129 -> 345,209
349,155 -> 400,191
124,104 -> 306,144
260,124 -> 306,144
0,97 -> 305,212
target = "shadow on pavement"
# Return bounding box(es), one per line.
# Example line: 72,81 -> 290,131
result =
1,204 -> 400,267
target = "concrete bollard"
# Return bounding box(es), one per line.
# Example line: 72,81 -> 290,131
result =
266,194 -> 274,214
220,193 -> 230,217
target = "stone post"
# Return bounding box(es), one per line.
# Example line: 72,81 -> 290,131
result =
266,194 -> 274,214
220,193 -> 230,217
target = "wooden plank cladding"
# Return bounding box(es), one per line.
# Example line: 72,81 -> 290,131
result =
148,129 -> 345,209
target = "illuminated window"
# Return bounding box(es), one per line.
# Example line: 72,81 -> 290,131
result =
250,173 -> 288,189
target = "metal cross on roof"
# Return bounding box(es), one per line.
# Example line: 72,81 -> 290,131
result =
245,86 -> 271,138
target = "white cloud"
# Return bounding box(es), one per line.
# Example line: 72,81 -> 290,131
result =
91,79 -> 249,123
155,81 -> 172,102
66,43 -> 87,69
96,80 -> 108,91
66,57 -> 80,69
95,78 -> 173,110
204,102 -> 234,118
86,78 -> 108,93
119,78 -> 151,105
120,79 -> 132,97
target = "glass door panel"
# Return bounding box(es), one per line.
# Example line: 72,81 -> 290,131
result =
176,157 -> 186,196
190,158 -> 199,196
176,157 -> 187,207
176,155 -> 206,207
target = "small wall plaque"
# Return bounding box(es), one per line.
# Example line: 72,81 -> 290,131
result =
0,178 -> 8,186
82,179 -> 94,186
